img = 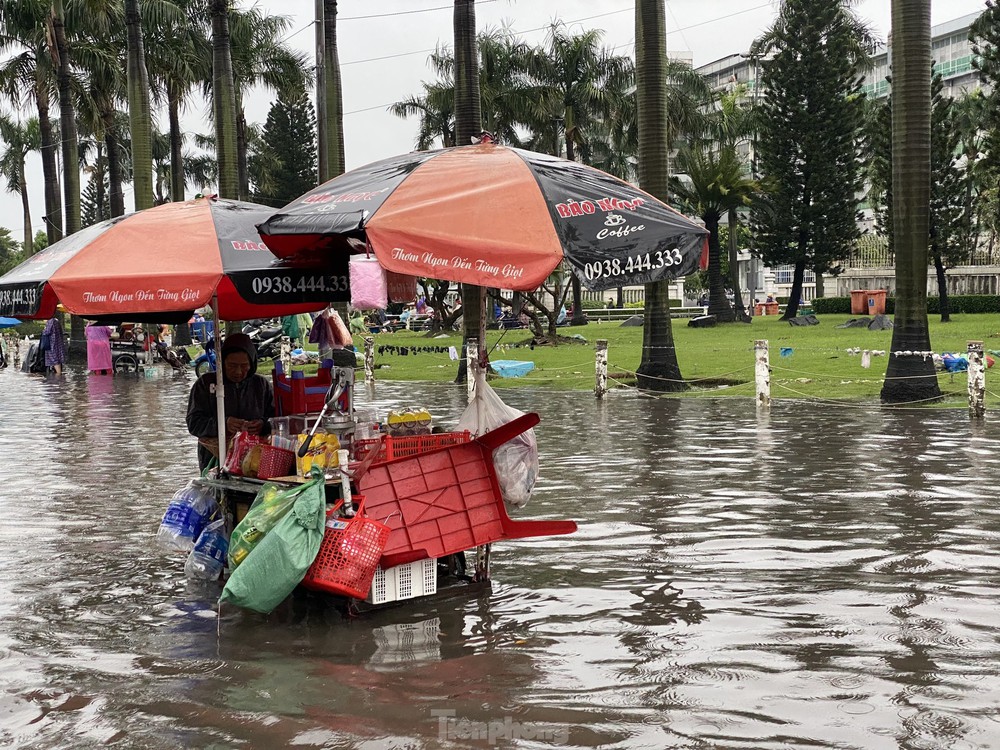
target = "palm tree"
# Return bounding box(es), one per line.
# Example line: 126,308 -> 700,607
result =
880,0 -> 940,403
210,0 -> 238,199
705,86 -> 759,320
671,144 -> 759,323
524,25 -> 633,325
228,5 -> 311,198
125,0 -> 154,210
51,0 -> 81,235
635,0 -> 686,392
0,114 -> 40,253
0,0 -> 63,243
390,30 -> 535,152
321,0 -> 345,180
145,0 -> 210,203
453,0 -> 484,385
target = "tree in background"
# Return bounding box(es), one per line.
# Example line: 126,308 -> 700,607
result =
319,0 -> 345,181
751,0 -> 872,320
880,0 -> 940,403
971,2 -> 1000,258
0,114 -> 39,254
0,227 -> 21,274
635,0 -> 685,392
670,144 -> 758,323
251,88 -> 317,207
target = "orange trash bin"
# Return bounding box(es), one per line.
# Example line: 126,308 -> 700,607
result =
866,289 -> 887,315
850,289 -> 868,314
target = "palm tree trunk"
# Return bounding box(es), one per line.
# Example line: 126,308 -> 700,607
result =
323,0 -> 345,178
635,0 -> 685,392
211,0 -> 240,200
236,95 -> 249,199
727,207 -> 747,321
103,109 -> 126,217
51,0 -> 85,361
564,137 -> 586,325
35,79 -> 61,246
314,0 -> 328,182
453,0 -> 484,385
933,250 -> 950,322
126,0 -> 154,211
706,217 -> 735,322
51,0 -> 80,235
19,170 -> 31,253
168,91 -> 184,201
881,0 -> 940,403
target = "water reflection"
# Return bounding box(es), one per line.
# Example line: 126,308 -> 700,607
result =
1,367 -> 1000,748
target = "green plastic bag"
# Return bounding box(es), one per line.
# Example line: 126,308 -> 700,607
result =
228,482 -> 302,570
219,471 -> 326,613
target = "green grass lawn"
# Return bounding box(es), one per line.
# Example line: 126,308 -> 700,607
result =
356,313 -> 1000,407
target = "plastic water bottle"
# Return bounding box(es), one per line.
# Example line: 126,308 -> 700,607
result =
184,519 -> 229,580
156,483 -> 219,552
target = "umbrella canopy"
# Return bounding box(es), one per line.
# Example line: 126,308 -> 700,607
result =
0,317 -> 21,328
257,143 -> 709,292
0,196 -> 347,321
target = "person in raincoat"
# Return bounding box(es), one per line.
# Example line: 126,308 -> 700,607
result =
42,315 -> 67,375
85,321 -> 114,375
281,315 -> 301,346
186,333 -> 273,471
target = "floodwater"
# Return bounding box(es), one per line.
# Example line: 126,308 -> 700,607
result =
1,359 -> 1000,750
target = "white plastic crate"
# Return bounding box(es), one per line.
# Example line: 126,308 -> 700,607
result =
366,558 -> 438,604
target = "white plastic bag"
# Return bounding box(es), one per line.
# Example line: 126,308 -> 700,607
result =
456,368 -> 538,509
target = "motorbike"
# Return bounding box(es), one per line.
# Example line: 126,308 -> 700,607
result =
191,338 -> 217,377
242,320 -> 285,363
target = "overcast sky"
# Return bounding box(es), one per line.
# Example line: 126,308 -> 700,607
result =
0,0 -> 988,244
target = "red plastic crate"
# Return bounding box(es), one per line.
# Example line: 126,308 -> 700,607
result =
353,431 -> 472,463
358,414 -> 577,568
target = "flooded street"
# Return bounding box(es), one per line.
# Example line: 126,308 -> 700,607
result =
1,362 -> 1000,749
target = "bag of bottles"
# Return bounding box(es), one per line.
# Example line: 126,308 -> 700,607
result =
227,481 -> 302,570
156,482 -> 219,552
184,518 -> 229,581
220,471 -> 327,613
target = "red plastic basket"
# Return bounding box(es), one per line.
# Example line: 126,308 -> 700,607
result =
353,431 -> 471,463
301,498 -> 391,599
256,444 -> 296,480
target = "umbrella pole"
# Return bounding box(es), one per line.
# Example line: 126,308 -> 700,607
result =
212,296 -> 227,470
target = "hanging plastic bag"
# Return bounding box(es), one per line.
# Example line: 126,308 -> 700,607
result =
156,481 -> 219,552
223,431 -> 263,475
220,471 -> 326,613
228,481 -> 303,570
349,254 -> 388,310
456,368 -> 539,509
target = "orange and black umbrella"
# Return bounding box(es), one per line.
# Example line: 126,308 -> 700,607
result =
0,196 -> 347,321
257,143 -> 709,292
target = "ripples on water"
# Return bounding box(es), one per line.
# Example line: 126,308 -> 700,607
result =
1,362 -> 999,749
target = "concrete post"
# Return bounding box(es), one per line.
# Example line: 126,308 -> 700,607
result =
595,339 -> 608,399
755,339 -> 771,410
363,336 -> 375,386
968,340 -> 985,419
279,336 -> 291,375
467,340 -> 479,404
